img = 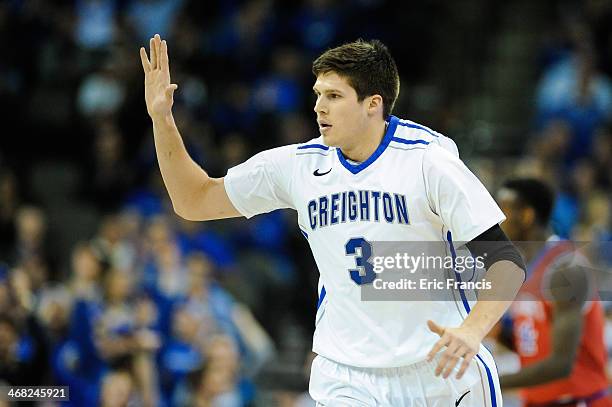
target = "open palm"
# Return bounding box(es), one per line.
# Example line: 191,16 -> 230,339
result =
140,34 -> 178,119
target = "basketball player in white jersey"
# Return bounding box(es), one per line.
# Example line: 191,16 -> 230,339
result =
140,34 -> 526,406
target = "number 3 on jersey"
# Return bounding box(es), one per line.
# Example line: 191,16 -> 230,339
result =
345,237 -> 376,285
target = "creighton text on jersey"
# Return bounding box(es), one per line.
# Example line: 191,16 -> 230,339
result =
308,190 -> 409,230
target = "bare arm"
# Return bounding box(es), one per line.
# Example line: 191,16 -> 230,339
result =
500,306 -> 584,388
460,260 -> 525,340
428,260 -> 525,379
140,34 -> 241,221
500,265 -> 589,389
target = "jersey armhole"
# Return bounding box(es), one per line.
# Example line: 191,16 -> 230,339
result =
287,145 -> 298,208
420,145 -> 438,215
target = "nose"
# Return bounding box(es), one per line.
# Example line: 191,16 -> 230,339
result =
313,96 -> 327,115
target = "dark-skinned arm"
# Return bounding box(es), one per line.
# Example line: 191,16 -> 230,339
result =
500,264 -> 589,389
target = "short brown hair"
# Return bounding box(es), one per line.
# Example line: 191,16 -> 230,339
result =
312,39 -> 400,119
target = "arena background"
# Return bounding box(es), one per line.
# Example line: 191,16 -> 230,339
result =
1,0 -> 611,406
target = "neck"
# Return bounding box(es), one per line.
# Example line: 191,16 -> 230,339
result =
341,118 -> 388,162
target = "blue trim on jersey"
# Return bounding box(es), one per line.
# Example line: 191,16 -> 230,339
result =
390,137 -> 430,146
336,115 -> 399,174
317,286 -> 326,310
397,120 -> 440,137
388,145 -> 427,151
447,231 -> 471,314
296,151 -> 329,156
297,143 -> 329,151
476,354 -> 498,407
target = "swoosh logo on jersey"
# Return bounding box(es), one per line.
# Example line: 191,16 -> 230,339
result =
455,390 -> 470,407
313,168 -> 332,176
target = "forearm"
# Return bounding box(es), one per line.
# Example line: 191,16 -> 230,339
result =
133,351 -> 159,407
461,260 -> 524,339
501,283 -> 585,390
142,35 -> 241,221
500,357 -> 570,389
151,113 -> 211,214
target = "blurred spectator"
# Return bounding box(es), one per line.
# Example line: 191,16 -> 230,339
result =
591,124 -> 612,188
176,219 -> 236,269
74,0 -> 118,50
96,270 -> 138,367
209,0 -> 276,68
291,0 -> 343,53
2,1 -> 612,404
92,214 -> 139,272
0,170 -> 19,259
36,284 -> 72,353
278,113 -> 314,145
252,48 -> 304,114
0,270 -> 48,386
77,62 -> 126,117
96,270 -> 160,405
536,39 -> 612,165
84,122 -> 135,211
210,82 -> 258,136
13,206 -> 47,263
66,242 -> 106,398
11,206 -> 57,280
99,369 -> 139,407
524,120 -> 571,186
70,242 -> 103,299
0,315 -> 30,384
159,306 -> 205,403
125,0 -> 187,43
174,335 -> 243,407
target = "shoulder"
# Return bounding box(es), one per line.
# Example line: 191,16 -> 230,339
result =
229,136 -> 330,176
421,142 -> 462,172
541,243 -> 592,306
392,117 -> 459,157
242,141 -> 304,166
240,136 -> 332,171
295,136 -> 333,157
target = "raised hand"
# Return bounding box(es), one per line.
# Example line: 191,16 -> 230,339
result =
140,34 -> 178,120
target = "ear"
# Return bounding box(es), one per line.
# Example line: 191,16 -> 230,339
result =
367,94 -> 384,116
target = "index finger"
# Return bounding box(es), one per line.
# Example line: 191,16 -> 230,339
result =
139,47 -> 151,73
427,336 -> 449,361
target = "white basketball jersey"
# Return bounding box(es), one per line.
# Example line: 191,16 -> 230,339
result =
224,115 -> 505,368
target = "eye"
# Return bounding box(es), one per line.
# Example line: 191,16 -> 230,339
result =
329,94 -> 340,99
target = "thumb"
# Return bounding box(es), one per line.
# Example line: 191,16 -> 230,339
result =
427,320 -> 445,336
165,84 -> 178,98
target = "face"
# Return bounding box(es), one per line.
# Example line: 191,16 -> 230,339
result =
313,72 -> 381,149
72,246 -> 101,281
187,254 -> 212,287
173,308 -> 199,342
497,188 -> 526,241
101,371 -> 133,407
105,271 -> 132,302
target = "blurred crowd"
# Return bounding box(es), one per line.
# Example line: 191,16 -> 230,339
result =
0,0 -> 611,406
522,14 -> 612,244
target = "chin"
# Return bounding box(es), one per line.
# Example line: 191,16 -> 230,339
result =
321,132 -> 340,148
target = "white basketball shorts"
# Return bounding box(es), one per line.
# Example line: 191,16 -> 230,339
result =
309,347 -> 502,406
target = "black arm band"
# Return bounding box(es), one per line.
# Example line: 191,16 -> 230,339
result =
466,225 -> 526,277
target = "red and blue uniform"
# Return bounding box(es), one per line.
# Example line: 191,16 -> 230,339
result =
511,241 -> 611,406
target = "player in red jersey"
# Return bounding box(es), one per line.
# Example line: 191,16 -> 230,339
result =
497,178 -> 611,407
